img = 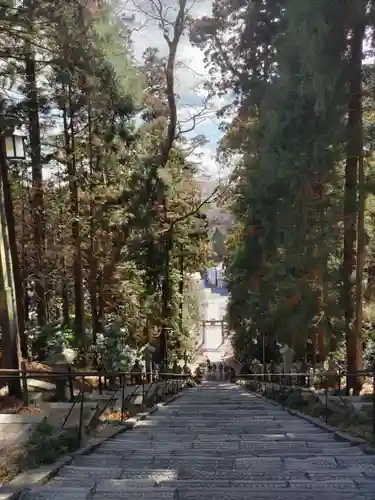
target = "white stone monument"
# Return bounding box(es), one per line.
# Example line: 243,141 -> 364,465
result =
280,344 -> 295,376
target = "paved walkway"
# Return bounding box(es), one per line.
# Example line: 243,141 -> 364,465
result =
22,382 -> 375,499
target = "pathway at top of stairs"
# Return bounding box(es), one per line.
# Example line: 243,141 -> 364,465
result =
21,381 -> 375,499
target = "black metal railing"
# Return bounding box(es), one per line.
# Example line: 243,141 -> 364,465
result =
235,370 -> 375,441
0,369 -> 191,446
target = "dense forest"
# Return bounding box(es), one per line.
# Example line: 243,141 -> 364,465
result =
0,0 -> 218,395
3,0 -> 375,396
192,0 -> 375,391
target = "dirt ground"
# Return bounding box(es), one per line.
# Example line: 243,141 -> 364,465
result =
0,396 -> 43,415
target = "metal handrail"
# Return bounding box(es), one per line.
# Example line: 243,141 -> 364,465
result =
0,369 -> 191,377
0,369 -> 191,446
236,371 -> 375,440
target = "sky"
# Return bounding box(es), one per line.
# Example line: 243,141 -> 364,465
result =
124,0 -> 229,180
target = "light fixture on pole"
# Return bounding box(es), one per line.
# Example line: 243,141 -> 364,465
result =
0,128 -> 26,398
5,130 -> 26,161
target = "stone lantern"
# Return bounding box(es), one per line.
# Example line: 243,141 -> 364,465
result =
280,344 -> 294,385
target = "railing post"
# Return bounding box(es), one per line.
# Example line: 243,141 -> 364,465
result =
21,360 -> 28,405
78,376 -> 85,446
68,365 -> 74,402
372,372 -> 375,442
98,370 -> 103,395
121,374 -> 126,422
325,374 -> 328,423
141,375 -> 145,413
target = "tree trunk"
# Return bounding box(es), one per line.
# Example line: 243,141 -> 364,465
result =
0,137 -> 22,397
57,162 -> 70,327
179,249 -> 184,333
354,92 -> 365,394
63,90 -> 85,347
160,229 -> 172,366
316,181 -> 327,364
0,154 -> 27,357
61,255 -> 70,327
88,107 -> 99,345
344,11 -> 365,393
97,270 -> 104,332
21,175 -> 29,327
24,36 -> 46,327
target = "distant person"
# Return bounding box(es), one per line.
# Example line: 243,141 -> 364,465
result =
207,361 -> 212,378
219,362 -> 224,380
300,360 -> 308,387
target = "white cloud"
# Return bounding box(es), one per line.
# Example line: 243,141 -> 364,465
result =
190,143 -> 217,173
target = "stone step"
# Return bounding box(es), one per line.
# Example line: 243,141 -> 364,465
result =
336,456 -> 375,467
17,382 -> 374,500
92,488 -> 176,500
92,477 -> 369,489
117,433 -> 191,441
126,456 -> 234,473
23,484 -> 375,500
97,441 -> 190,450
255,441 -> 353,451
147,414 -> 293,420
160,479 -> 361,489
91,448 -> 357,459
48,469 -> 179,487
154,409 -> 288,415
20,486 -> 90,500
176,489 -> 375,500
97,479 -> 157,488
59,468 -> 180,481
54,465 -> 122,486
239,434 -> 338,441
73,454 -> 123,467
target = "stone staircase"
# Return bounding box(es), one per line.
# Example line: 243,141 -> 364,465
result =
199,284 -> 229,363
21,382 -> 375,499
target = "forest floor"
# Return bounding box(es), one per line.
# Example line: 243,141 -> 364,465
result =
0,396 -> 42,415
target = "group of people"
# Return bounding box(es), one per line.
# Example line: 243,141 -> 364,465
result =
206,360 -> 236,381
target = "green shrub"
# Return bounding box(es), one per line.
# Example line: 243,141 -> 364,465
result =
328,411 -> 348,427
0,420 -> 79,485
285,390 -> 305,409
305,401 -> 326,418
24,420 -> 78,466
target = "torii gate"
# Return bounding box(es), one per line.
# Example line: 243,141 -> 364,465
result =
200,319 -> 228,348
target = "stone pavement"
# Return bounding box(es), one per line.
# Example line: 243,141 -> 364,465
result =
21,381 -> 375,499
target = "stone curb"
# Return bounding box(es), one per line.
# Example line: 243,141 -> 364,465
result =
249,388 -> 369,448
0,387 -> 187,500
287,408 -> 367,446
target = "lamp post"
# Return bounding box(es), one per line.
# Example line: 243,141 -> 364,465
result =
0,129 -> 26,398
5,131 -> 26,160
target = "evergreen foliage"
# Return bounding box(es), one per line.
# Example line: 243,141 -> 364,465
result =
193,0 -> 374,389
0,0 -> 211,383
